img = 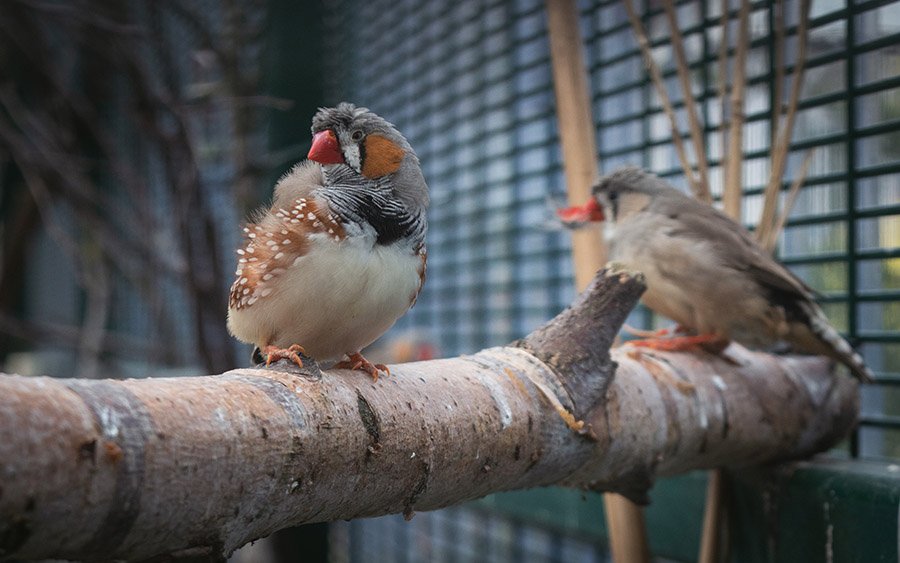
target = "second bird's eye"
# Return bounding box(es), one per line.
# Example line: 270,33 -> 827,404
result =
350,129 -> 364,142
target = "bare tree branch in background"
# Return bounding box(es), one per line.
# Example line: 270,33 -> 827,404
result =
0,0 -> 283,375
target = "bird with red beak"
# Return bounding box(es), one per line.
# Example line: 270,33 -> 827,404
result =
227,103 -> 428,380
557,166 -> 871,382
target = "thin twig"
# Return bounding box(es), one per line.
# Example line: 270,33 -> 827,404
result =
662,0 -> 711,202
0,102 -> 177,283
623,0 -> 701,196
0,312 -> 166,359
14,0 -> 144,35
717,0 -> 730,197
763,148 -> 814,253
757,0 -> 811,245
0,115 -> 87,286
0,50 -> 162,271
771,0 -> 785,137
700,15 -> 733,557
75,253 -> 111,379
722,0 -> 751,221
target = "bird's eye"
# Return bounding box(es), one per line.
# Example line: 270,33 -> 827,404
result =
350,129 -> 364,142
607,190 -> 619,218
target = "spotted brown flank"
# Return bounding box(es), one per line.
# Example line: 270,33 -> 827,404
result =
229,198 -> 346,310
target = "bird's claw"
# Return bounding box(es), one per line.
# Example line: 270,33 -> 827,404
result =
625,333 -> 728,354
622,324 -> 671,338
264,344 -> 305,368
334,352 -> 390,381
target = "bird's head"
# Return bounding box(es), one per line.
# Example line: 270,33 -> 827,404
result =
557,166 -> 665,228
308,102 -> 427,208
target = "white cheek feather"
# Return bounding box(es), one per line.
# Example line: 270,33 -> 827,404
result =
343,143 -> 361,173
604,221 -> 617,242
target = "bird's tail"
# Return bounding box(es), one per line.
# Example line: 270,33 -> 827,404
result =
800,303 -> 873,383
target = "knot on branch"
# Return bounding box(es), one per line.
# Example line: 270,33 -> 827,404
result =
516,264 -> 646,417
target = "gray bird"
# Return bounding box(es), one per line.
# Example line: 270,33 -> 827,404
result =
227,103 -> 428,379
558,166 -> 871,382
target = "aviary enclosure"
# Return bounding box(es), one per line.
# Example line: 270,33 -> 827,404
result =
0,0 -> 897,562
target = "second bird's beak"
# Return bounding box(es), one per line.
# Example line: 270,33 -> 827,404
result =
556,197 -> 605,228
308,130 -> 345,164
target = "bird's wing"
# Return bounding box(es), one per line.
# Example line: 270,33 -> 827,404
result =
653,197 -> 817,305
646,194 -> 872,381
229,194 -> 346,311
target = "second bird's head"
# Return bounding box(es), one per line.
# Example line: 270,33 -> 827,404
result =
557,166 -> 669,228
307,103 -> 428,208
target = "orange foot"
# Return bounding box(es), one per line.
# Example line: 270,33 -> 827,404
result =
623,325 -> 671,338
334,352 -> 390,382
626,333 -> 729,354
263,344 -> 305,368
622,324 -> 691,338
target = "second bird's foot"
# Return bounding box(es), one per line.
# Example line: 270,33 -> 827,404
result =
625,333 -> 728,354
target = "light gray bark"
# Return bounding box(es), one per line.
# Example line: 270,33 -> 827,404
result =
0,266 -> 858,561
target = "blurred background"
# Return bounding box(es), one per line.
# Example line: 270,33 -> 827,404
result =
1,0 -> 898,561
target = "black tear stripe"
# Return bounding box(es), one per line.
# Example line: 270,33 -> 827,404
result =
62,380 -> 154,557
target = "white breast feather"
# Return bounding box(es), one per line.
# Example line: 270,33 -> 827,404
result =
227,233 -> 421,361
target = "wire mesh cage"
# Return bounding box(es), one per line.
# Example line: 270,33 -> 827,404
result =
322,0 -> 899,560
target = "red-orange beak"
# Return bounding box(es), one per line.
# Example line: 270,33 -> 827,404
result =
556,197 -> 605,226
308,130 -> 344,164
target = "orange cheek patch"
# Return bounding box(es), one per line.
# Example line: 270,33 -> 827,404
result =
362,134 -> 405,178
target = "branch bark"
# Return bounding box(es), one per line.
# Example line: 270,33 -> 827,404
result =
0,266 -> 859,561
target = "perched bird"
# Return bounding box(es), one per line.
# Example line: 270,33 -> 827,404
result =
558,166 -> 872,382
227,103 -> 428,379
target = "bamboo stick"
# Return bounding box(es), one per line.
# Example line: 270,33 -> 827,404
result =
546,2 -> 649,562
771,0 -> 786,136
763,148 -> 815,252
757,0 -> 811,246
698,469 -> 725,563
717,0 -> 730,192
623,0 -> 701,198
662,0 -> 711,202
722,0 -> 751,220
545,0 -> 606,283
701,4 -> 748,561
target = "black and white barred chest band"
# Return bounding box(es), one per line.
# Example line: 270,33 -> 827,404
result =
319,170 -> 427,249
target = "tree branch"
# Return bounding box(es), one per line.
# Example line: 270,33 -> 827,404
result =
0,266 -> 859,561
